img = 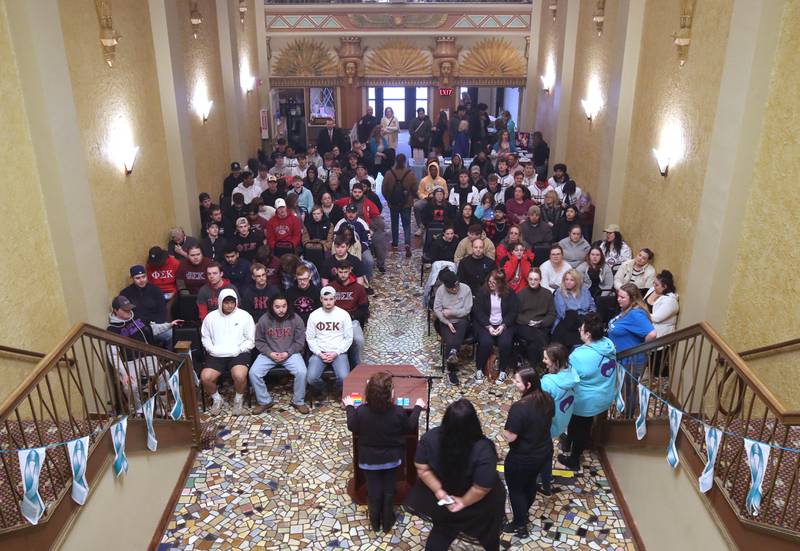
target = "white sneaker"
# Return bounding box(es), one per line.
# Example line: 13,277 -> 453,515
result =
209,396 -> 223,415
495,372 -> 507,385
475,371 -> 485,383
232,395 -> 244,416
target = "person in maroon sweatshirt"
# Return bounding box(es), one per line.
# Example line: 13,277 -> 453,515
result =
266,198 -> 302,256
176,245 -> 212,295
197,262 -> 238,320
330,260 -> 369,367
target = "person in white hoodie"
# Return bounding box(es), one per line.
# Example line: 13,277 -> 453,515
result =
200,288 -> 255,415
306,286 -> 354,399
643,270 -> 680,337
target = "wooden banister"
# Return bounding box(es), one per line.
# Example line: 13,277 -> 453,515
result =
0,344 -> 45,359
739,337 -> 800,358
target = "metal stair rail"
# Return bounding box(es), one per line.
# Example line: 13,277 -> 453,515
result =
607,322 -> 800,540
0,323 -> 201,534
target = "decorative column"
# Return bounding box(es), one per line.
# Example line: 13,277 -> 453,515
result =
432,36 -> 459,118
337,37 -> 364,130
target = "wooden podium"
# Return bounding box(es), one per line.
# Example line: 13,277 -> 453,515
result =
343,364 -> 428,505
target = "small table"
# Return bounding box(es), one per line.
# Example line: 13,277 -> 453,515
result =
343,364 -> 427,505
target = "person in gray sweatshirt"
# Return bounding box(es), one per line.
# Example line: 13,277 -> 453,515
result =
249,295 -> 310,414
433,268 -> 473,386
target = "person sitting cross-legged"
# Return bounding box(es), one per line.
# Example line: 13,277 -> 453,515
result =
200,289 -> 254,415
249,295 -> 310,414
306,286 -> 354,400
433,268 -> 473,387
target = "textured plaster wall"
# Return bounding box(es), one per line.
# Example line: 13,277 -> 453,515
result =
178,0 -> 230,200
58,0 -> 176,297
0,1 -> 70,352
725,2 -> 800,350
533,0 -> 567,142
618,0 -> 732,281
236,0 -> 262,160
564,0 -> 620,204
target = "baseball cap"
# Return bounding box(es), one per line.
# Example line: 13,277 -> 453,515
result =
275,198 -> 287,209
320,286 -> 336,298
345,204 -> 358,213
604,224 -> 621,233
148,246 -> 167,265
267,174 -> 277,182
130,265 -> 146,277
112,295 -> 134,311
231,162 -> 241,171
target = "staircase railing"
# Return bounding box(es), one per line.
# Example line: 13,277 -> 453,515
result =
607,322 -> 800,540
0,323 -> 201,535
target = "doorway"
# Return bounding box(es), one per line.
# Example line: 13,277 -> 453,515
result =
367,86 -> 430,128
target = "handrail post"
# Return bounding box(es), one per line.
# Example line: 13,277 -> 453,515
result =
175,341 -> 201,448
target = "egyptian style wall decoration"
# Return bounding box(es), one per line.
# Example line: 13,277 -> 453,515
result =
348,14 -> 448,30
432,36 -> 460,86
364,40 -> 431,77
337,37 -> 364,86
272,39 -> 339,77
459,38 -> 526,78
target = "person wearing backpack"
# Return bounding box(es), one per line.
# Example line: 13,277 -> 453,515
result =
381,153 -> 418,258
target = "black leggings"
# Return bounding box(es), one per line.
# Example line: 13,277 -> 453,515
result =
363,467 -> 398,502
566,415 -> 594,463
425,525 -> 500,551
505,454 -> 550,526
475,324 -> 514,373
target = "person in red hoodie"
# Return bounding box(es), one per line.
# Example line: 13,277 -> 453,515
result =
329,260 -> 369,367
266,198 -> 302,257
197,262 -> 238,320
176,245 -> 212,295
334,182 -> 380,226
502,243 -> 536,293
146,246 -> 181,299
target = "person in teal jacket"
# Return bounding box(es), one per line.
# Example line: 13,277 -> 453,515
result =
540,342 -> 580,493
558,313 -> 617,470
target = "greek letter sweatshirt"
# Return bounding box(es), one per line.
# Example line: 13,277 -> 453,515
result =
305,306 -> 354,355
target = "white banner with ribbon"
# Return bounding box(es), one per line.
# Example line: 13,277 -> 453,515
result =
168,370 -> 184,421
635,384 -> 650,440
66,436 -> 90,505
744,437 -> 770,516
699,424 -> 722,493
18,447 -> 47,524
143,396 -> 158,452
666,405 -> 682,469
111,416 -> 129,477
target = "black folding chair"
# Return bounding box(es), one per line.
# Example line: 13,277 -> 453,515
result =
419,225 -> 444,286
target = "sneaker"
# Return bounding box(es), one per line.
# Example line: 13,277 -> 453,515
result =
502,522 -> 528,537
366,287 -> 375,295
447,371 -> 460,386
378,266 -> 386,274
446,349 -> 459,366
391,245 -> 399,251
291,402 -> 310,414
252,402 -> 274,415
405,246 -> 412,258
474,370 -> 485,383
208,396 -> 223,415
558,433 -> 571,453
231,395 -> 244,416
557,453 -> 580,471
539,485 -> 553,497
495,372 -> 507,385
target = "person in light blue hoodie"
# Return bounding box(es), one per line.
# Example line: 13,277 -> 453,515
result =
288,175 -> 314,220
540,343 -> 580,493
558,313 -> 617,470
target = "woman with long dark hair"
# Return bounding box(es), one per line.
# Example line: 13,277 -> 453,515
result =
452,202 -> 480,241
472,270 -> 519,385
406,398 -> 506,551
502,367 -> 555,537
344,372 -> 424,532
301,205 -> 332,273
303,164 -> 324,202
598,224 -> 632,274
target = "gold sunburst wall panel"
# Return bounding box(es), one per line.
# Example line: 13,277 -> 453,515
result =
459,38 -> 526,77
272,39 -> 339,77
364,40 -> 431,77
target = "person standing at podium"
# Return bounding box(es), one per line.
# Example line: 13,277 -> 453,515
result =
343,372 -> 425,533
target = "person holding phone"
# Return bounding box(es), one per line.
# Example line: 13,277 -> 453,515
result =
344,372 -> 424,532
405,399 -> 505,551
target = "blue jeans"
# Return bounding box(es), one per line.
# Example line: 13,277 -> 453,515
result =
350,320 -> 365,367
307,353 -> 350,392
361,250 -> 375,281
153,327 -> 173,349
389,207 -> 412,247
248,352 -> 307,405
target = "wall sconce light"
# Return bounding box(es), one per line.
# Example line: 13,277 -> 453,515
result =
540,57 -> 556,94
652,148 -> 670,177
581,76 -> 603,122
95,0 -> 121,67
201,100 -> 213,123
238,0 -> 247,27
190,1 -> 203,40
593,0 -> 606,36
193,83 -> 213,122
548,1 -> 558,21
123,146 -> 139,175
652,118 -> 685,177
672,0 -> 695,66
243,75 -> 255,94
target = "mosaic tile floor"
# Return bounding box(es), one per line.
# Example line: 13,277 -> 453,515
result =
158,232 -> 636,551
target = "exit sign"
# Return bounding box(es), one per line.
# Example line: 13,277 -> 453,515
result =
439,88 -> 454,96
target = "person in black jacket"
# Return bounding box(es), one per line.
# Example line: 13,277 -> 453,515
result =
472,270 -> 519,384
344,372 -> 424,533
120,265 -> 170,347
429,224 -> 459,263
456,238 -> 494,296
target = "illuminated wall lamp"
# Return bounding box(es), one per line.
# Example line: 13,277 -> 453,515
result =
200,100 -> 213,123
540,59 -> 556,94
652,148 -> 670,177
190,5 -> 203,39
238,0 -> 247,27
581,98 -> 600,122
123,146 -> 139,175
244,75 -> 256,94
549,0 -> 558,21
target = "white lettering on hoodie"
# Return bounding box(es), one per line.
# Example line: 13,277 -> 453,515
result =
201,288 -> 255,357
